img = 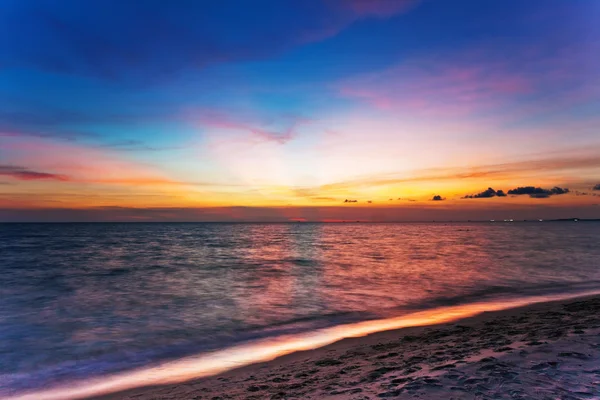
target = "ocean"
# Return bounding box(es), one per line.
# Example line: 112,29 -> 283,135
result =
1,222 -> 600,399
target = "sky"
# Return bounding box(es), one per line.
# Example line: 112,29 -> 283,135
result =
1,0 -> 599,222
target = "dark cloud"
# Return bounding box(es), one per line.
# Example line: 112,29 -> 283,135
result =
0,165 -> 70,181
529,193 -> 550,199
593,184 -> 600,191
343,199 -> 358,203
464,187 -> 494,199
507,186 -> 570,198
463,187 -> 508,199
550,187 -> 569,195
0,1 -> 413,83
432,195 -> 445,201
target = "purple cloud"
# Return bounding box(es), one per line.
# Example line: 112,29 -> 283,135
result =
0,165 -> 70,181
195,109 -> 308,144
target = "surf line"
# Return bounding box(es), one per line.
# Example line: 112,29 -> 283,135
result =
6,290 -> 600,400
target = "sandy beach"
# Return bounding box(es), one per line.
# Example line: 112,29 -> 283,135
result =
96,295 -> 600,400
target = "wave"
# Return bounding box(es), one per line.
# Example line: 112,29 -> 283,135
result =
4,288 -> 600,400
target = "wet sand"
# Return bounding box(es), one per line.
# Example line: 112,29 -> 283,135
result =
97,295 -> 600,399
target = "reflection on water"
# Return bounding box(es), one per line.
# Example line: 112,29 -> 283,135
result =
1,222 -> 600,397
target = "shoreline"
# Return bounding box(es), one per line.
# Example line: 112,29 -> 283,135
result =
95,293 -> 600,399
7,293 -> 600,400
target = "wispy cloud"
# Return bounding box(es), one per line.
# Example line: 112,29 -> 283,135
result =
1,1 -> 416,83
195,109 -> 308,144
336,39 -> 599,122
316,152 -> 600,192
95,140 -> 185,152
341,0 -> 418,18
0,165 -> 69,181
336,50 -> 533,118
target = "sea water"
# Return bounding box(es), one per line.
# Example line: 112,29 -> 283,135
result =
1,222 -> 599,398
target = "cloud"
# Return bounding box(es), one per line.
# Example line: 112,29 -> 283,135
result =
311,197 -> 337,201
507,186 -> 570,198
335,34 -> 600,122
432,195 -> 445,201
463,187 -> 507,199
195,109 -> 306,144
1,136 -> 230,192
573,191 -> 599,197
0,101 -> 176,142
0,106 -> 100,142
0,107 -> 133,129
96,140 -> 185,152
344,199 -> 358,203
0,165 -> 70,181
0,129 -> 88,142
337,53 -> 532,118
315,152 -> 600,193
250,127 -> 296,145
0,163 -> 188,186
593,184 -> 600,191
343,0 -> 417,18
0,1 -> 414,83
463,187 -> 496,199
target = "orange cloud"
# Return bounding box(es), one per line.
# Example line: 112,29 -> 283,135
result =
315,152 -> 600,193
0,135 -> 207,208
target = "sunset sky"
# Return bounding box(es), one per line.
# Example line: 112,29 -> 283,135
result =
1,0 -> 599,221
